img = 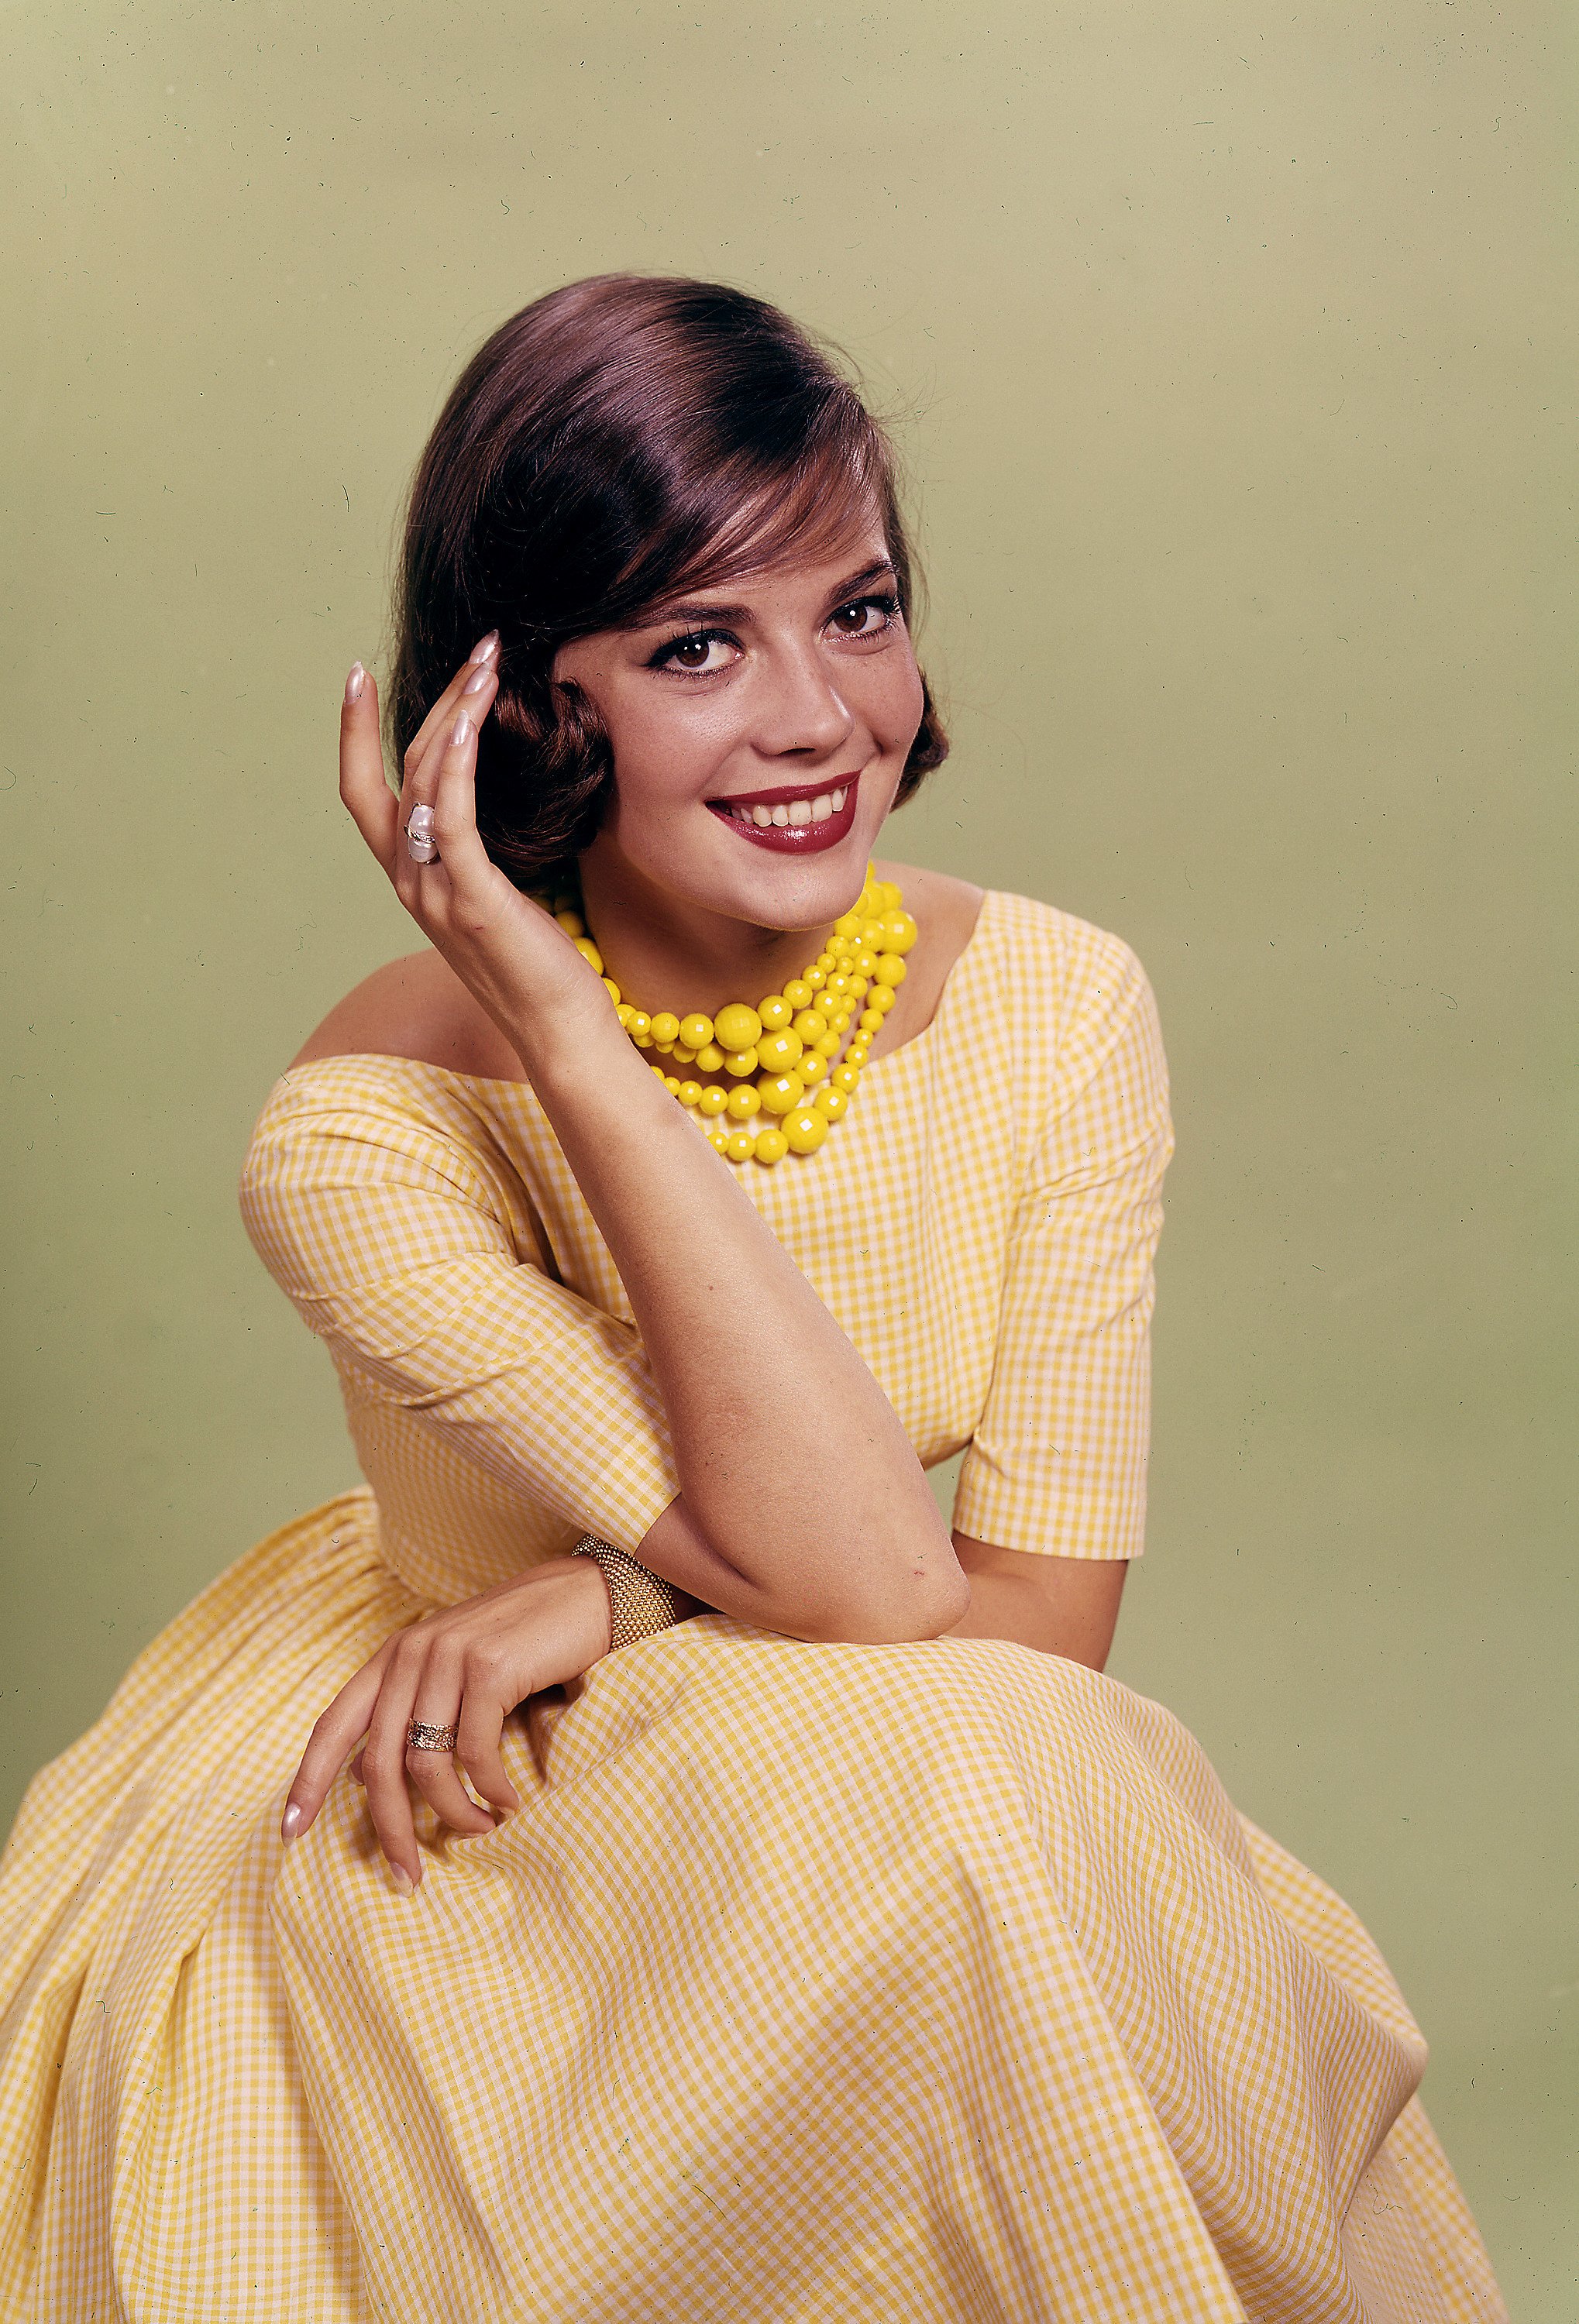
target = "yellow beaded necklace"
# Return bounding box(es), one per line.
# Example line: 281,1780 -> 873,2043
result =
538,866 -> 917,1166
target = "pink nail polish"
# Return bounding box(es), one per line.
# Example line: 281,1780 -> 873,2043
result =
462,662 -> 490,695
451,710 -> 472,748
280,1802 -> 304,1844
344,662 -> 366,703
470,630 -> 500,663
390,1865 -> 418,1897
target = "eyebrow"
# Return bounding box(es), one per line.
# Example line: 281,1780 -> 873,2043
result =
635,559 -> 898,633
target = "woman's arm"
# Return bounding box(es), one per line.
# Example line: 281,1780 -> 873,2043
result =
339,651 -> 968,1649
945,1538 -> 1127,1670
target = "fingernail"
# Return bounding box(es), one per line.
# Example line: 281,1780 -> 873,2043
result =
451,710 -> 472,748
470,631 -> 500,663
345,662 -> 366,703
280,1802 -> 304,1844
390,1865 -> 418,1898
462,662 -> 491,695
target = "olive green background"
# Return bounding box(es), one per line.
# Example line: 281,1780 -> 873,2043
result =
4,0 -> 1573,2309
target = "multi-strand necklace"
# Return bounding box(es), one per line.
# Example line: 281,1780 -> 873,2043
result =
535,866 -> 917,1165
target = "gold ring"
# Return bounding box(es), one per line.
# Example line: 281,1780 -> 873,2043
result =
406,1719 -> 459,1752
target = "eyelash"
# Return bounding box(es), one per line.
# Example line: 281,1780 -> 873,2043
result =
648,592 -> 903,674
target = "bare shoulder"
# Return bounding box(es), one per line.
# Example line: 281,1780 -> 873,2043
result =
289,951 -> 523,1079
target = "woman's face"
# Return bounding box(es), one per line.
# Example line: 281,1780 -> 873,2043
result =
556,515 -> 926,934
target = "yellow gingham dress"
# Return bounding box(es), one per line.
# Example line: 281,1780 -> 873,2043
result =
0,892 -> 1504,2322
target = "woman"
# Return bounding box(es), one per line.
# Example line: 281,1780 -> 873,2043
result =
0,276 -> 1504,2322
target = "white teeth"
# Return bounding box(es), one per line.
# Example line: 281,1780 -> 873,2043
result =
752,803 -> 773,827
787,798 -> 812,826
810,794 -> 832,821
770,803 -> 790,826
831,787 -> 847,810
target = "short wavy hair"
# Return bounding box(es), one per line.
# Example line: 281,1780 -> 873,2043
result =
386,274 -> 948,888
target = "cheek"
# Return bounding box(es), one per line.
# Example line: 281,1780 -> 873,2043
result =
602,687 -> 744,813
869,645 -> 927,755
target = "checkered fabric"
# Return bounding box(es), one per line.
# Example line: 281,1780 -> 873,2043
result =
0,893 -> 1505,2319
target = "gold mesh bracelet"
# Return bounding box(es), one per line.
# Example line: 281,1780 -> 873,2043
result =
571,1535 -> 680,1651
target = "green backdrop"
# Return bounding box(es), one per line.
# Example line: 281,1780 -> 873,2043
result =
4,2 -> 1572,2309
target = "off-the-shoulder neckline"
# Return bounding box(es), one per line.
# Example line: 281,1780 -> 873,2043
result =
282,887 -> 1003,1097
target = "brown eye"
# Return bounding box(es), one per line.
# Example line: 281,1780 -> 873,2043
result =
673,636 -> 713,666
827,596 -> 895,638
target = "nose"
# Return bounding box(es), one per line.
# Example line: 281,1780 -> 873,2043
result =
752,641 -> 856,763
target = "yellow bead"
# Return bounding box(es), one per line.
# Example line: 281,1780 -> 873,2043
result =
846,976 -> 869,1000
723,1047 -> 759,1077
787,1009 -> 824,1045
653,1038 -> 676,1054
650,1062 -> 668,1080
693,1042 -> 725,1072
827,1012 -> 850,1037
556,909 -> 586,938
671,1043 -> 697,1064
796,1050 -> 827,1085
697,1085 -> 730,1117
812,1085 -> 848,1120
679,1012 -> 714,1052
758,1071 -> 806,1116
650,1011 -> 681,1046
879,910 -> 919,955
756,1028 -> 804,1074
724,1129 -> 757,1163
726,1084 -> 762,1119
574,936 -> 604,972
707,1130 -> 730,1154
831,1062 -> 860,1092
714,1002 -> 762,1053
783,1106 -> 828,1153
752,1127 -> 788,1164
859,919 -> 884,947
756,993 -> 793,1032
872,880 -> 903,913
802,968 -> 827,992
785,979 -> 814,1008
826,972 -> 850,996
664,1075 -> 681,1093
678,1081 -> 703,1107
858,1008 -> 884,1033
602,976 -> 621,1006
816,953 -> 836,974
615,1002 -> 635,1027
869,984 -> 896,1013
814,1030 -> 841,1058
626,1011 -> 652,1041
874,954 -> 906,988
826,935 -> 850,959
833,912 -> 864,940
851,947 -> 877,976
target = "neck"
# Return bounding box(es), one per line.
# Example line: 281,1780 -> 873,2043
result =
576,850 -> 843,1018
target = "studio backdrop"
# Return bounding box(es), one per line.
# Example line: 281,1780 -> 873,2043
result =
4,4 -> 1571,2312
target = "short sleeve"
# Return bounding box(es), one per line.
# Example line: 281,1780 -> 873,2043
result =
951,940 -> 1173,1559
239,1065 -> 680,1556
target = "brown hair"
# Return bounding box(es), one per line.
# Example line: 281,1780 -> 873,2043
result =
386,274 -> 948,886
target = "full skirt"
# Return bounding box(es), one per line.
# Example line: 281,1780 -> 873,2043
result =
0,1492 -> 1505,2322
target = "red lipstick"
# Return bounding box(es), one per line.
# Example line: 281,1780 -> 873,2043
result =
707,771 -> 861,855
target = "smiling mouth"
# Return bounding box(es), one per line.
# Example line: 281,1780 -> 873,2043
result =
707,772 -> 861,851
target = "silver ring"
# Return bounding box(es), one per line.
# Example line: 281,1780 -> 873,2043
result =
405,1719 -> 459,1752
404,802 -> 438,865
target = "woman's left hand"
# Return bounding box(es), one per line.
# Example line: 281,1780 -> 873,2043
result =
280,1557 -> 614,1890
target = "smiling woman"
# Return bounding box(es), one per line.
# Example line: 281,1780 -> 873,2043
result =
0,275 -> 1505,2321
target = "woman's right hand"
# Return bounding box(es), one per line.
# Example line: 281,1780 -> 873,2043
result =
336,639 -> 611,1051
